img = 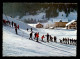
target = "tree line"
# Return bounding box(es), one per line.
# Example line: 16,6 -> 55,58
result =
3,3 -> 77,19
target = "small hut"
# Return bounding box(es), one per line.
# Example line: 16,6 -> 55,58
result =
66,20 -> 77,29
36,22 -> 43,28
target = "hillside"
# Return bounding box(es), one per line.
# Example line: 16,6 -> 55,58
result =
3,16 -> 76,56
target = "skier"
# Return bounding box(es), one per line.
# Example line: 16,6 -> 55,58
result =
29,32 -> 33,40
31,28 -> 32,31
27,28 -> 28,31
64,38 -> 65,44
14,23 -> 16,27
41,35 -> 45,42
12,21 -> 14,27
15,25 -> 18,34
3,19 -> 6,25
17,24 -> 19,29
72,38 -> 73,45
50,35 -> 53,42
34,32 -> 37,39
54,36 -> 57,42
62,38 -> 65,44
59,39 -> 62,43
65,38 -> 67,44
45,33 -> 50,42
36,32 -> 39,42
67,38 -> 69,44
70,39 -> 72,45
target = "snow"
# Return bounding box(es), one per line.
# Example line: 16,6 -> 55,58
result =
3,15 -> 77,56
66,20 -> 76,26
3,26 -> 76,56
3,11 -> 77,56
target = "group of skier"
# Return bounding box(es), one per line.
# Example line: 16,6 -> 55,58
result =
3,19 -> 10,26
28,28 -> 77,45
59,38 -> 77,45
3,19 -> 77,45
28,29 -> 57,43
29,29 -> 39,42
3,19 -> 19,34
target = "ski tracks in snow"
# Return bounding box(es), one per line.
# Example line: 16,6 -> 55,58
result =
3,25 -> 76,56
14,27 -> 76,56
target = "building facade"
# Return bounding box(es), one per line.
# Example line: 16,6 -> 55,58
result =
54,22 -> 68,27
36,23 -> 43,28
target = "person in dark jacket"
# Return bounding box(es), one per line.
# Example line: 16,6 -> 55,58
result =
64,38 -> 66,44
12,21 -> 14,27
34,32 -> 37,39
45,33 -> 49,42
62,38 -> 65,44
29,32 -> 33,40
31,28 -> 32,31
54,36 -> 57,42
72,38 -> 73,45
67,38 -> 69,44
59,39 -> 62,43
75,39 -> 77,46
65,38 -> 67,44
50,35 -> 53,42
15,25 -> 18,34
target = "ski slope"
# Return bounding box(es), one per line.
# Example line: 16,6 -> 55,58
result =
3,16 -> 76,56
3,26 -> 76,56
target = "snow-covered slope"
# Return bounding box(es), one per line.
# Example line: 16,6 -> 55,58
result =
3,26 -> 76,56
3,16 -> 77,56
3,13 -> 77,56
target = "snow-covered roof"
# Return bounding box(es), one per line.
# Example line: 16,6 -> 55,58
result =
66,20 -> 76,26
